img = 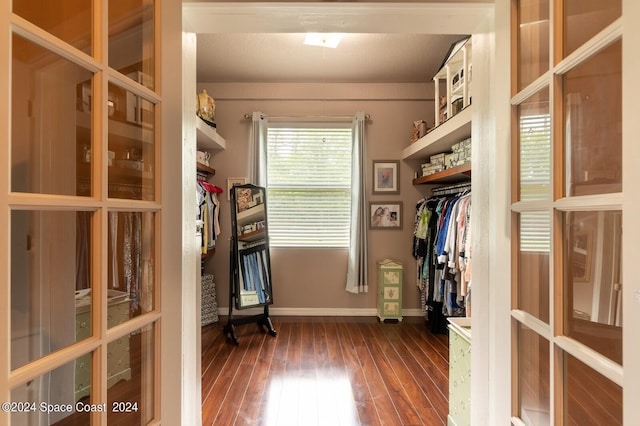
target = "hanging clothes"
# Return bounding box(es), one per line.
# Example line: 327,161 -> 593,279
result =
197,180 -> 223,254
413,190 -> 472,334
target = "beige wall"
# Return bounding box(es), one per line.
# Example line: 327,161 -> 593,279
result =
199,82 -> 435,314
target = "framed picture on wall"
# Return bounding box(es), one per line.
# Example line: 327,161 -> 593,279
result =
369,201 -> 403,230
372,160 -> 400,194
226,177 -> 246,200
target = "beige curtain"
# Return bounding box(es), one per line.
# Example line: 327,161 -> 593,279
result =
249,112 -> 268,185
346,112 -> 368,293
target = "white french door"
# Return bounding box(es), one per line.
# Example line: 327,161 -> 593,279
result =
510,1 -> 629,424
1,1 -> 162,424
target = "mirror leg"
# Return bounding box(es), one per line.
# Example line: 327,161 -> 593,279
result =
262,317 -> 277,337
224,322 -> 239,345
260,306 -> 277,336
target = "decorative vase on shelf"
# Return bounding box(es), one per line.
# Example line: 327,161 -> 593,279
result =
196,89 -> 216,126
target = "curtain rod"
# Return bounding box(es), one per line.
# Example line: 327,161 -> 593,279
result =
243,113 -> 370,120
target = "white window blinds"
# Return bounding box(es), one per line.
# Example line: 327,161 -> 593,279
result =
520,113 -> 551,202
266,124 -> 352,247
520,113 -> 551,252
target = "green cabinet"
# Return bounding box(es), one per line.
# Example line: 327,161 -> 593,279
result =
75,294 -> 131,401
448,317 -> 471,426
377,259 -> 403,322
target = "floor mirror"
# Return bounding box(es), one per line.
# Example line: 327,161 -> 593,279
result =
224,183 -> 276,344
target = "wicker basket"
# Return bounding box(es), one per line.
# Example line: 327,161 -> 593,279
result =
201,273 -> 219,325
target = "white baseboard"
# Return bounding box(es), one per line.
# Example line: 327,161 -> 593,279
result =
402,308 -> 424,317
216,307 -> 425,317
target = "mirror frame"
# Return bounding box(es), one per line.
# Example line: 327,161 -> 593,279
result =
229,183 -> 273,310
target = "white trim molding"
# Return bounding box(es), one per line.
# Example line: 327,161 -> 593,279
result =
216,307 -> 426,317
183,2 -> 494,35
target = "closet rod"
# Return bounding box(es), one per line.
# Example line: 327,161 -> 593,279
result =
431,181 -> 471,195
242,113 -> 371,120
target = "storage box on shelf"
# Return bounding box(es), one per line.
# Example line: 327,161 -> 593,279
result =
402,106 -> 472,185
402,105 -> 472,161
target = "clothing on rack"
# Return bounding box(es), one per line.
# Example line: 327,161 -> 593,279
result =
197,180 -> 223,254
413,185 -> 471,333
106,211 -> 154,316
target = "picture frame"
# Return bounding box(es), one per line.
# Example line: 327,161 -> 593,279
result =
226,177 -> 246,200
372,160 -> 400,195
369,202 -> 403,230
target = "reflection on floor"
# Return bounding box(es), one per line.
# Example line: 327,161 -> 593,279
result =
262,371 -> 358,425
202,316 -> 450,426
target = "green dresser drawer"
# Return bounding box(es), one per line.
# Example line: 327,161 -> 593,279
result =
448,318 -> 471,426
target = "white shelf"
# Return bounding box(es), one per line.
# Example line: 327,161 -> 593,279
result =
77,112 -> 153,145
237,203 -> 265,226
238,228 -> 265,242
196,118 -> 226,151
402,105 -> 472,160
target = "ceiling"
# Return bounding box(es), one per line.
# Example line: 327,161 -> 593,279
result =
187,2 -> 490,84
196,33 -> 468,83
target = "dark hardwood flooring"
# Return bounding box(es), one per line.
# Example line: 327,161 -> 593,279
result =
201,316 -> 450,426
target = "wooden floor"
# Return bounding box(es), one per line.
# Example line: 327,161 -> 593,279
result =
201,316 -> 450,426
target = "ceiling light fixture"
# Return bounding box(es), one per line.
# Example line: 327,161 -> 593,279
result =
303,33 -> 343,48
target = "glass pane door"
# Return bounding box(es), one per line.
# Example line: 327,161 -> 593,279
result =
6,2 -> 160,424
511,1 -> 623,424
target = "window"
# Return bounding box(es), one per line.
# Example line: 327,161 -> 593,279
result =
266,124 -> 352,247
518,90 -> 551,252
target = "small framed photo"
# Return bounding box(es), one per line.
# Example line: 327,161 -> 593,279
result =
372,160 -> 400,194
226,177 -> 246,200
369,201 -> 403,230
253,191 -> 264,205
